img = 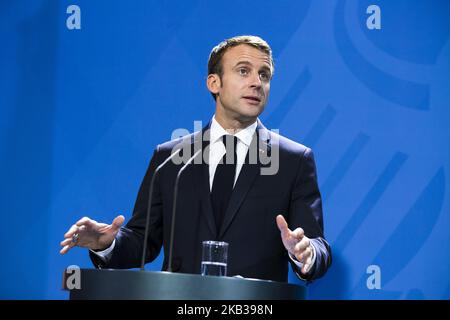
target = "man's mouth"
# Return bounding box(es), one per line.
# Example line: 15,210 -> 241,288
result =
242,96 -> 262,103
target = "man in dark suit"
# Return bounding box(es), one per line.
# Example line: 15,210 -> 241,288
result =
60,35 -> 331,282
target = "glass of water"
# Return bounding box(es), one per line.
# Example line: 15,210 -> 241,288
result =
201,240 -> 228,277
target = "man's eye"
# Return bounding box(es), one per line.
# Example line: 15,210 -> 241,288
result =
259,72 -> 269,80
239,68 -> 248,75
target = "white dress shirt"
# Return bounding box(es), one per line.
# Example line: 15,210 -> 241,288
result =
208,116 -> 257,190
92,116 -> 315,275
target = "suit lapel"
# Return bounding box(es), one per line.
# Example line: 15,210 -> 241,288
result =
218,121 -> 272,238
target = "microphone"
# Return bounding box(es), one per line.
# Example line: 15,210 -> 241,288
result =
167,148 -> 203,272
140,146 -> 183,270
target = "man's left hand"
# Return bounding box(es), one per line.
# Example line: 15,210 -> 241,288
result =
276,214 -> 313,275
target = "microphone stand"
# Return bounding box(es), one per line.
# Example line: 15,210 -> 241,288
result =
140,147 -> 182,271
167,148 -> 202,272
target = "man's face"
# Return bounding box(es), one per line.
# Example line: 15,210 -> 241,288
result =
210,44 -> 272,125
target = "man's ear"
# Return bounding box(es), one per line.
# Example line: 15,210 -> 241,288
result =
207,74 -> 221,96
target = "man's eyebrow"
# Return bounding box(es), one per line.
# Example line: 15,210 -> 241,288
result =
234,61 -> 272,73
234,61 -> 253,68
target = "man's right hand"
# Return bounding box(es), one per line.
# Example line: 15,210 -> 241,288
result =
59,215 -> 125,254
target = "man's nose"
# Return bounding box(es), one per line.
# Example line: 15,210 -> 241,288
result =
249,72 -> 262,88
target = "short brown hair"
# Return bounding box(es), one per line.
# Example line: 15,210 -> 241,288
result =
207,35 -> 274,99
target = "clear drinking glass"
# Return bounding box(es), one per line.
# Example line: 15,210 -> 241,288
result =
201,240 -> 228,277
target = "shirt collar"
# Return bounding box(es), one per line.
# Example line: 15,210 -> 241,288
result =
210,115 -> 257,147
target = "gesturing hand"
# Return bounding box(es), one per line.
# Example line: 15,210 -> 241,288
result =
60,215 -> 125,254
276,214 -> 313,275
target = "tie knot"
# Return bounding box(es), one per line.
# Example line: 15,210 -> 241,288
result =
222,135 -> 238,155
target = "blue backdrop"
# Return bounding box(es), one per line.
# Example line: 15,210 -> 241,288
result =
1,0 -> 449,299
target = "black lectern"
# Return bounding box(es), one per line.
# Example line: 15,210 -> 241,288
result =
64,269 -> 306,300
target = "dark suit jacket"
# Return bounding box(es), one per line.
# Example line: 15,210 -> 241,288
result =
90,120 -> 331,282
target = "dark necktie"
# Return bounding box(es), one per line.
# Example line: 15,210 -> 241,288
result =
211,135 -> 238,235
